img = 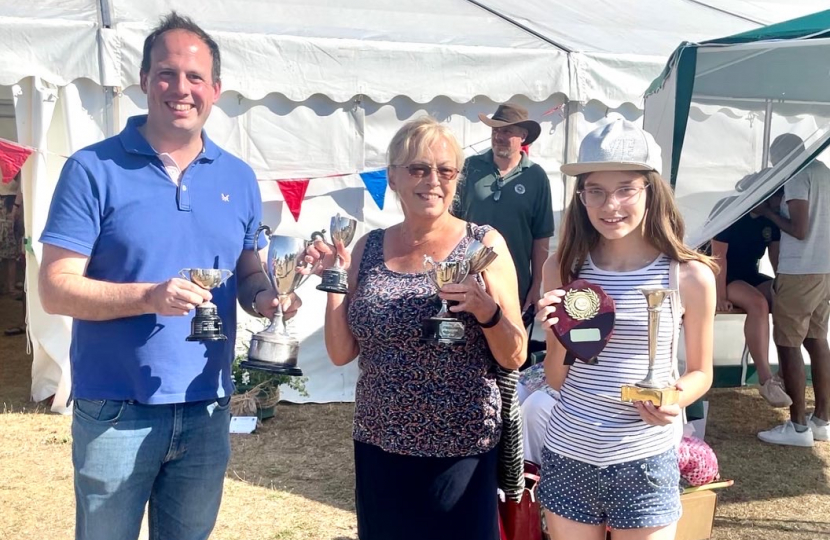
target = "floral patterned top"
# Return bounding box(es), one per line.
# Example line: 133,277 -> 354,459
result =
347,224 -> 502,457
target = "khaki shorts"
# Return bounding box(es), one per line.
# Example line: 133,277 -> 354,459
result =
772,273 -> 830,347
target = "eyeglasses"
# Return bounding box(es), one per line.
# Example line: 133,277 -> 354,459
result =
393,164 -> 459,181
577,185 -> 649,208
493,177 -> 505,202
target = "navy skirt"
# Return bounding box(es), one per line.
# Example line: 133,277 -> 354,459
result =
353,440 -> 499,540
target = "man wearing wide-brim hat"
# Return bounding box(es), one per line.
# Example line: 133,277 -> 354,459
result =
454,102 -> 554,319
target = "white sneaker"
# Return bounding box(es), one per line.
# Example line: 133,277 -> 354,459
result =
759,378 -> 793,408
807,414 -> 830,442
757,421 -> 814,447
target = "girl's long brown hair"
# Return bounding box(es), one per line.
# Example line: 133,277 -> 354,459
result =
558,171 -> 718,284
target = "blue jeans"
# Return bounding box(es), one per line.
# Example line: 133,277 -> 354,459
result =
72,397 -> 232,540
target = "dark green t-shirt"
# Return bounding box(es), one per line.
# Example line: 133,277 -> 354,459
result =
453,150 -> 554,304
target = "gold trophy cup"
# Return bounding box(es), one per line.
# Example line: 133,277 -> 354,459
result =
620,286 -> 680,407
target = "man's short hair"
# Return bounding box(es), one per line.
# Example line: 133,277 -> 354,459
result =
770,133 -> 805,166
141,11 -> 221,84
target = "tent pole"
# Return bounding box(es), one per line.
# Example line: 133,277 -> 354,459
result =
97,0 -> 118,137
761,99 -> 772,168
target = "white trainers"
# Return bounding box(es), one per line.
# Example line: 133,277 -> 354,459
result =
757,421 -> 814,447
758,377 -> 793,408
807,414 -> 830,442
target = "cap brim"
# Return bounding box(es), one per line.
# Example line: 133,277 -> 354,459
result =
560,161 -> 658,177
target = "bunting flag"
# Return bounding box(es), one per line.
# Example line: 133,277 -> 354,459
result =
359,170 -> 388,210
0,138 -> 33,183
276,179 -> 310,221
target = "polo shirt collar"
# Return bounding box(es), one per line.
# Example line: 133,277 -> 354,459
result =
483,149 -> 531,173
119,115 -> 222,162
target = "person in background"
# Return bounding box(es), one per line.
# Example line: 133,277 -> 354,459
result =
536,119 -> 716,540
711,185 -> 790,407
0,172 -> 20,296
453,102 -> 554,328
316,116 -> 526,540
757,133 -> 830,447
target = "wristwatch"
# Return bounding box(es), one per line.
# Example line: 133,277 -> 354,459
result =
251,289 -> 267,317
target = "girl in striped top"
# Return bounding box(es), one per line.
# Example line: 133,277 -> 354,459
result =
535,120 -> 717,540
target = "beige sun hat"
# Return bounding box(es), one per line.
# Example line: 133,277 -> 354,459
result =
561,119 -> 662,176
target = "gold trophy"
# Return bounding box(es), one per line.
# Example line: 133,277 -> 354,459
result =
620,287 -> 680,407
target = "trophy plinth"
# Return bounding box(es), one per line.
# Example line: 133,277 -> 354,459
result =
420,316 -> 466,344
242,328 -> 303,376
620,385 -> 681,407
620,286 -> 679,407
316,214 -> 358,294
318,268 -> 349,294
551,279 -> 615,364
186,302 -> 227,342
180,268 -> 233,342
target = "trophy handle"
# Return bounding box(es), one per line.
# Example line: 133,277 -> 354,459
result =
253,224 -> 275,291
178,268 -> 191,280
219,269 -> 234,284
423,255 -> 436,272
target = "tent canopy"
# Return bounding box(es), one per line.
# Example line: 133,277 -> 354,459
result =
2,0 -> 824,107
644,9 -> 830,248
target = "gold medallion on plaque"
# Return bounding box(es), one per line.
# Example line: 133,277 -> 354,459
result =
563,289 -> 600,321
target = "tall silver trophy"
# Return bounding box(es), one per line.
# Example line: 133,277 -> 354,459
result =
420,241 -> 498,344
241,226 -> 316,376
316,213 -> 358,294
620,287 -> 680,407
179,268 -> 233,341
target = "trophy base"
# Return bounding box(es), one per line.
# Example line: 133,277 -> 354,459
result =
239,359 -> 303,377
620,384 -> 680,407
246,331 -> 303,376
186,306 -> 227,342
420,317 -> 466,345
316,268 -> 348,294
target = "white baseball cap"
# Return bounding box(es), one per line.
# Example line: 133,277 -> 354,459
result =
561,119 -> 663,177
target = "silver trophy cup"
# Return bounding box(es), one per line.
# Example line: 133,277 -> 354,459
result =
179,268 -> 233,342
420,256 -> 470,344
316,213 -> 358,294
241,226 -> 316,376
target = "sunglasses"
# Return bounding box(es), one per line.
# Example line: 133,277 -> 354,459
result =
493,177 -> 505,202
394,164 -> 459,181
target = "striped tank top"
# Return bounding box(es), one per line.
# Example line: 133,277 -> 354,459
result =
543,254 -> 682,467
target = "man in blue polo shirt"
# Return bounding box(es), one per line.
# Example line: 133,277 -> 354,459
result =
39,13 -> 300,540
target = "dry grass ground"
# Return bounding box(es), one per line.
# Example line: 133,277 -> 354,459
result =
1,294 -> 829,539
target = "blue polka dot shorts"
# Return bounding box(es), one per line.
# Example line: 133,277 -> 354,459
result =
537,447 -> 682,530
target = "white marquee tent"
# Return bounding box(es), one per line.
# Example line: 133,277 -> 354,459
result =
1,0 -> 824,412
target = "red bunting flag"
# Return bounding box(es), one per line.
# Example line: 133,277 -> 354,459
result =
0,138 -> 33,183
276,179 -> 310,221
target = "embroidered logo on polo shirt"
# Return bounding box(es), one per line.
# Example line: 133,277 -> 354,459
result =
221,193 -> 230,202
762,226 -> 772,242
514,184 -> 526,195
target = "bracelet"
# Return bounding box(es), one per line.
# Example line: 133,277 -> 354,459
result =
251,288 -> 268,317
478,304 -> 502,328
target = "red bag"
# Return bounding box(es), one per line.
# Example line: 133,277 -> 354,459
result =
498,462 -> 544,540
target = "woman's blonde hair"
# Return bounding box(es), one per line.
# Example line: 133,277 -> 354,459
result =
387,116 -> 465,172
557,171 -> 718,284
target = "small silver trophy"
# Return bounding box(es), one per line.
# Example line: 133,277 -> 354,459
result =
421,257 -> 470,344
179,268 -> 233,342
316,213 -> 358,294
241,226 -> 317,376
620,287 -> 680,407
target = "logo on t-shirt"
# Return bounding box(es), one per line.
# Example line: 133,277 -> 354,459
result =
762,226 -> 772,242
221,193 -> 230,202
514,184 -> 526,195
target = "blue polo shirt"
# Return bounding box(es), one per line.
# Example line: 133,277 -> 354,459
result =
40,115 -> 263,404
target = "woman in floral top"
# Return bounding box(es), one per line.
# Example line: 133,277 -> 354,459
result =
314,117 -> 527,540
